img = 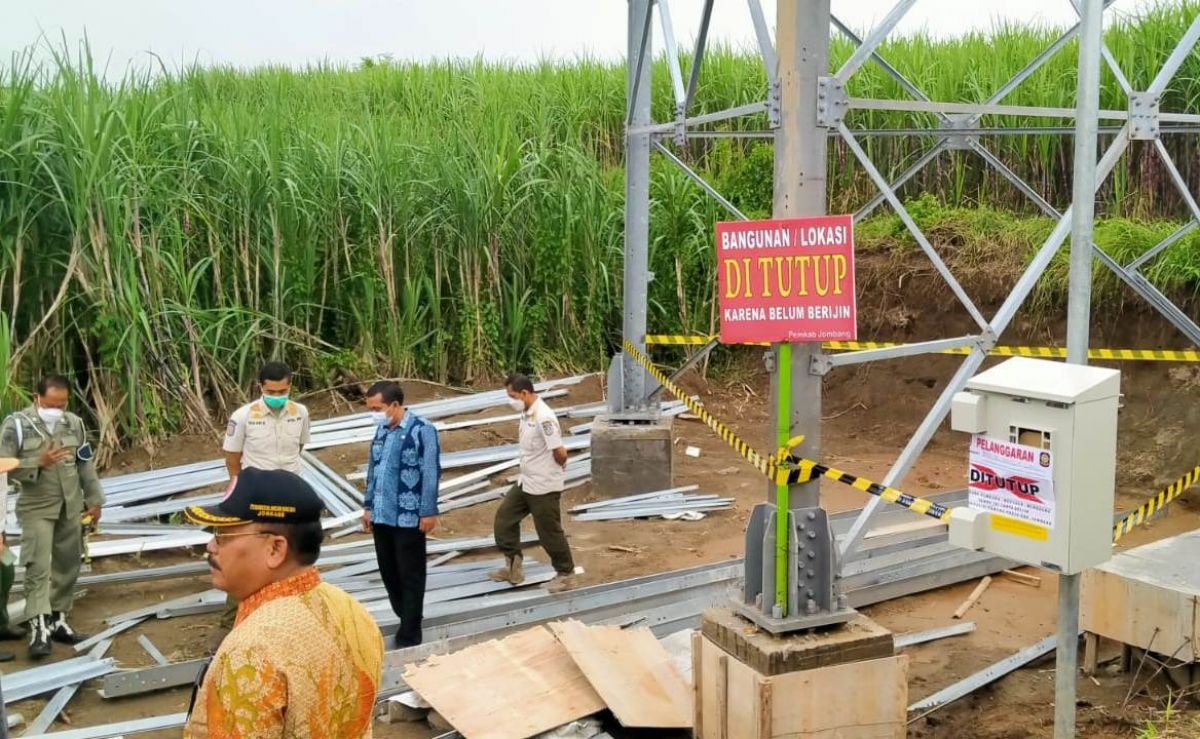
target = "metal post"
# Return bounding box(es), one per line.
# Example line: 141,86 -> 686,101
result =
1058,0 -> 1103,736
771,0 -> 829,598
621,0 -> 654,412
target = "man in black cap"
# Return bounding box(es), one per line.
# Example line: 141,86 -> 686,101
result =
182,468 -> 383,738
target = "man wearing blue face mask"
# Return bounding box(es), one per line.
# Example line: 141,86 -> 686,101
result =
362,380 -> 440,648
213,361 -> 311,647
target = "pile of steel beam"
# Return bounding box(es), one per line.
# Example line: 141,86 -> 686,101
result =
569,486 -> 733,521
4,380 -> 607,567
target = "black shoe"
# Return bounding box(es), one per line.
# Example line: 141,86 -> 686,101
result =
48,612 -> 89,645
28,615 -> 51,660
0,624 -> 26,640
0,650 -> 13,662
393,632 -> 422,649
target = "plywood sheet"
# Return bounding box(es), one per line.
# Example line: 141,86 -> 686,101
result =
697,635 -> 907,739
403,626 -> 605,739
549,619 -> 691,728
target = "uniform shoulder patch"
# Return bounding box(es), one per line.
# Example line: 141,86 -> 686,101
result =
226,420 -> 237,437
541,420 -> 556,436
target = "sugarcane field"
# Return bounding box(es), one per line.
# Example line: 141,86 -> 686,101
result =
4,1 -> 1200,738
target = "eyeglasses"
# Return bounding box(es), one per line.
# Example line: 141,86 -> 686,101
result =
209,531 -> 277,547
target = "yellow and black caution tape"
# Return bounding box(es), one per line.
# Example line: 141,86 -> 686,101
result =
644,335 -> 1200,362
623,339 -> 953,523
635,338 -> 1200,542
1112,465 -> 1200,543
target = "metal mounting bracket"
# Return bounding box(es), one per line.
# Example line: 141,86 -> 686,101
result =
816,77 -> 848,128
1129,92 -> 1161,141
768,78 -> 782,129
942,115 -> 976,150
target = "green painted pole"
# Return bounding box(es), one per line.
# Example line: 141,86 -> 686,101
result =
775,342 -> 791,614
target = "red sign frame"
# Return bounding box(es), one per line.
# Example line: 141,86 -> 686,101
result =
716,215 -> 857,344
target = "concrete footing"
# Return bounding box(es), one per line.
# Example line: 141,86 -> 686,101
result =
693,607 -> 908,738
589,415 -> 673,498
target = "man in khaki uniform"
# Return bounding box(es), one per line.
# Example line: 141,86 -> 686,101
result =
213,361 -> 310,645
222,362 -> 311,480
0,375 -> 103,659
0,457 -> 23,662
489,373 -> 577,592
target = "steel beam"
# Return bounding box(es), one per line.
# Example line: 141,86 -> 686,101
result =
909,634 -> 1059,715
1068,0 -> 1133,95
100,659 -> 209,699
840,124 -> 990,331
1154,139 -> 1200,224
630,101 -> 769,136
1126,221 -> 1198,272
683,0 -> 715,116
657,0 -> 687,109
830,14 -> 930,103
819,335 -> 984,371
652,141 -> 748,220
621,0 -> 654,411
1058,3 -> 1103,732
21,713 -> 190,738
834,0 -> 919,84
746,0 -> 779,92
1147,11 -> 1200,95
895,621 -> 976,649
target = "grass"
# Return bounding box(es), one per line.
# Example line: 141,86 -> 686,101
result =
1136,696 -> 1200,738
1,2 -> 1199,446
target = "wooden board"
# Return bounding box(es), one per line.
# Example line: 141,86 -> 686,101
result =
696,635 -> 907,739
548,619 -> 691,729
403,626 -> 605,739
1081,529 -> 1200,662
701,608 -> 894,676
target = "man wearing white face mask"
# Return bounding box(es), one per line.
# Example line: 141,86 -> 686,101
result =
0,374 -> 104,659
362,381 -> 440,647
489,373 -> 576,591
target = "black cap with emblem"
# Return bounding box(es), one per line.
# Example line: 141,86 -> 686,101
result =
185,467 -> 325,528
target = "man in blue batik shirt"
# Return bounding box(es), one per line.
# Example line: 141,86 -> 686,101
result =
362,381 -> 440,647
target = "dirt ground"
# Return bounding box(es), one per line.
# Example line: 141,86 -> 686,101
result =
9,268 -> 1200,738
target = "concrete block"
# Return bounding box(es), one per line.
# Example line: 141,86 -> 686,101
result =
589,415 -> 674,499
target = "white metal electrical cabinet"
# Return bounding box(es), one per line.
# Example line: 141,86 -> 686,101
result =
947,357 -> 1121,575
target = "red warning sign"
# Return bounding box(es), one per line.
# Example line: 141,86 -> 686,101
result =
716,215 -> 857,344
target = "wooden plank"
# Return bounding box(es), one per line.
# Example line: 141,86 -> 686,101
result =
1002,569 -> 1042,588
692,631 -> 704,739
403,626 -> 604,739
768,655 -> 908,738
716,653 -> 729,739
953,577 -> 992,619
548,620 -> 691,729
863,518 -> 946,540
756,681 -> 772,739
1083,633 -> 1100,676
1081,563 -> 1198,661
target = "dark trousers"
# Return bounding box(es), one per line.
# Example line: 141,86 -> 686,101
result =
0,559 -> 15,629
493,484 -> 575,575
373,524 -> 427,647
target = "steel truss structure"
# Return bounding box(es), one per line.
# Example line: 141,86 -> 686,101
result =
616,0 -> 1200,620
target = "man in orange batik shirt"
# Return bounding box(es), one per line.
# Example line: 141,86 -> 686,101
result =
183,467 -> 383,738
